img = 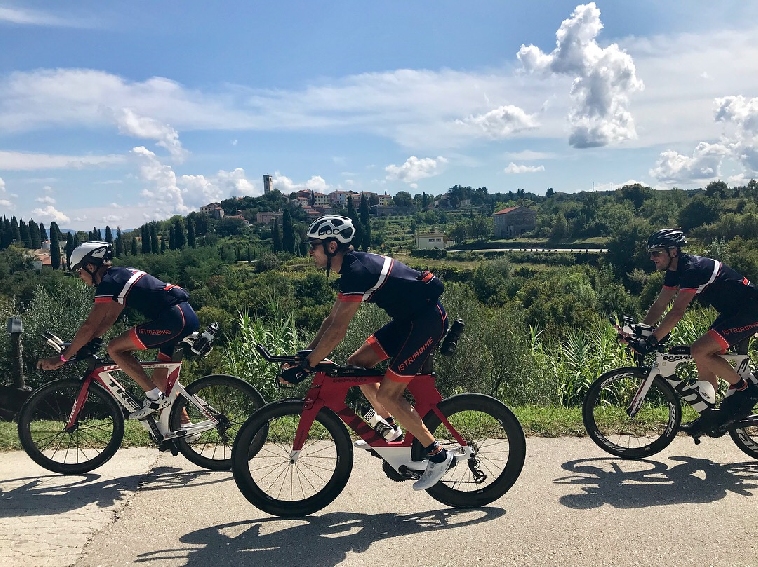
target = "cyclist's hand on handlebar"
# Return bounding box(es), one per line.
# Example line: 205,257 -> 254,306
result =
37,356 -> 66,371
279,362 -> 312,386
279,360 -> 313,386
627,334 -> 659,355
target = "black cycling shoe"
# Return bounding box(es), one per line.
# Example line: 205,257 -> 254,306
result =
680,409 -> 723,437
720,379 -> 758,420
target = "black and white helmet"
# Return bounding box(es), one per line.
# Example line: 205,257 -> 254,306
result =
70,241 -> 113,270
647,229 -> 687,250
307,215 -> 355,244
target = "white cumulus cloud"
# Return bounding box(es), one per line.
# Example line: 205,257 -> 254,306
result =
504,163 -> 546,174
649,141 -> 730,184
518,2 -> 643,148
30,205 -> 70,223
385,156 -> 448,184
113,108 -> 186,160
455,105 -> 538,139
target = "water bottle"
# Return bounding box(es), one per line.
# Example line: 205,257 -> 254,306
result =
440,319 -> 464,355
190,322 -> 218,357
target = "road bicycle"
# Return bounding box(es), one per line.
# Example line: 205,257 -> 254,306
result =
231,321 -> 526,518
17,327 -> 265,475
583,315 -> 758,460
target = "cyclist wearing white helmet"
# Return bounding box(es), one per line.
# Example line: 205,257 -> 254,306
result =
639,228 -> 758,435
37,241 -> 200,420
282,215 -> 453,490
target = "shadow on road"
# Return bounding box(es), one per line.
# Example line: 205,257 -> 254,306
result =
0,466 -> 225,518
555,455 -> 758,509
136,508 -> 506,566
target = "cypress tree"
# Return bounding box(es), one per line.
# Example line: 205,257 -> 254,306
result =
150,224 -> 159,254
50,222 -> 61,269
282,209 -> 295,254
187,217 -> 196,248
272,218 -> 282,252
28,219 -> 41,249
20,219 -> 32,248
141,225 -> 150,254
104,226 -> 113,243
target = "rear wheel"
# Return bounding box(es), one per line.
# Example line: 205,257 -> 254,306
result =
415,393 -> 526,508
17,378 -> 124,474
232,400 -> 353,517
583,367 -> 680,459
729,411 -> 758,460
170,374 -> 265,470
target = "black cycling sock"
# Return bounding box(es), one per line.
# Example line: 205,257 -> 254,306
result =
425,441 -> 448,463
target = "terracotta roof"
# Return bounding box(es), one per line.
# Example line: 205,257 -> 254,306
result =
494,207 -> 518,215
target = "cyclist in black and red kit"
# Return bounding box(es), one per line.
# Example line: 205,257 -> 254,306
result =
280,215 -> 453,490
37,241 -> 200,420
637,229 -> 758,435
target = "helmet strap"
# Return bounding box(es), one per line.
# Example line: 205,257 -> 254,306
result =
323,239 -> 339,279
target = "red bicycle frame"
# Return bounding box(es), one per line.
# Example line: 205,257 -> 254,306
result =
291,369 -> 468,472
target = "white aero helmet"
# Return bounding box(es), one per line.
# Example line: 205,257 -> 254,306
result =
307,215 -> 355,244
70,241 -> 113,270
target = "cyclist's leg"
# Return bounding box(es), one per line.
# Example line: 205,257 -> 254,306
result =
151,303 -> 199,424
107,332 -> 156,392
692,313 -> 758,431
347,334 -> 392,420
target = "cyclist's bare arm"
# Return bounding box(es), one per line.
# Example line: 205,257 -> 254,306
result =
648,289 -> 695,341
37,302 -> 123,370
307,299 -> 361,367
643,286 -> 678,326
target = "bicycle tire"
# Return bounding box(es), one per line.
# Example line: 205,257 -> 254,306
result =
415,393 -> 526,508
729,412 -> 758,460
583,367 -> 681,459
17,378 -> 125,475
232,400 -> 353,518
170,374 -> 265,471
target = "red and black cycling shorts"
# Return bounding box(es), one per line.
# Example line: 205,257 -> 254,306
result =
365,301 -> 448,383
708,310 -> 758,353
129,302 -> 200,361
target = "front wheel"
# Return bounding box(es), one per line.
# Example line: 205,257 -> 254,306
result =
415,393 -> 526,508
232,400 -> 353,518
583,367 -> 681,459
170,374 -> 265,470
17,378 -> 125,475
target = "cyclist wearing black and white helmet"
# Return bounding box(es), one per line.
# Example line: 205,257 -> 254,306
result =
284,214 -> 452,490
640,228 -> 758,435
37,241 -> 200,420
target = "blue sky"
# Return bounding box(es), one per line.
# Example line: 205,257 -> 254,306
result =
2,1 -> 758,230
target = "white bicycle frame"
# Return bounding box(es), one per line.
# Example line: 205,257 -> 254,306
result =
627,349 -> 752,418
78,360 -> 220,441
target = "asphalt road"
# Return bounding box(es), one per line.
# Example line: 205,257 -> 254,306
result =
1,436 -> 757,567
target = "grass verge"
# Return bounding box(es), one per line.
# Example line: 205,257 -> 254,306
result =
2,405 -> 586,452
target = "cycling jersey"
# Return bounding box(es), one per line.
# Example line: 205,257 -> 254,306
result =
95,267 -> 198,358
94,267 -> 191,319
338,251 -> 447,380
664,253 -> 758,314
337,251 -> 444,319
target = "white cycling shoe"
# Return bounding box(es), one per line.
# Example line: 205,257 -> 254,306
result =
413,450 -> 454,491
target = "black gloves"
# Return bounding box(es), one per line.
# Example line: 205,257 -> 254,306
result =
279,355 -> 315,385
629,334 -> 659,355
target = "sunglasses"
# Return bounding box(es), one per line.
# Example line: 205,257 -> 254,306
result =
308,241 -> 323,250
649,249 -> 668,258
